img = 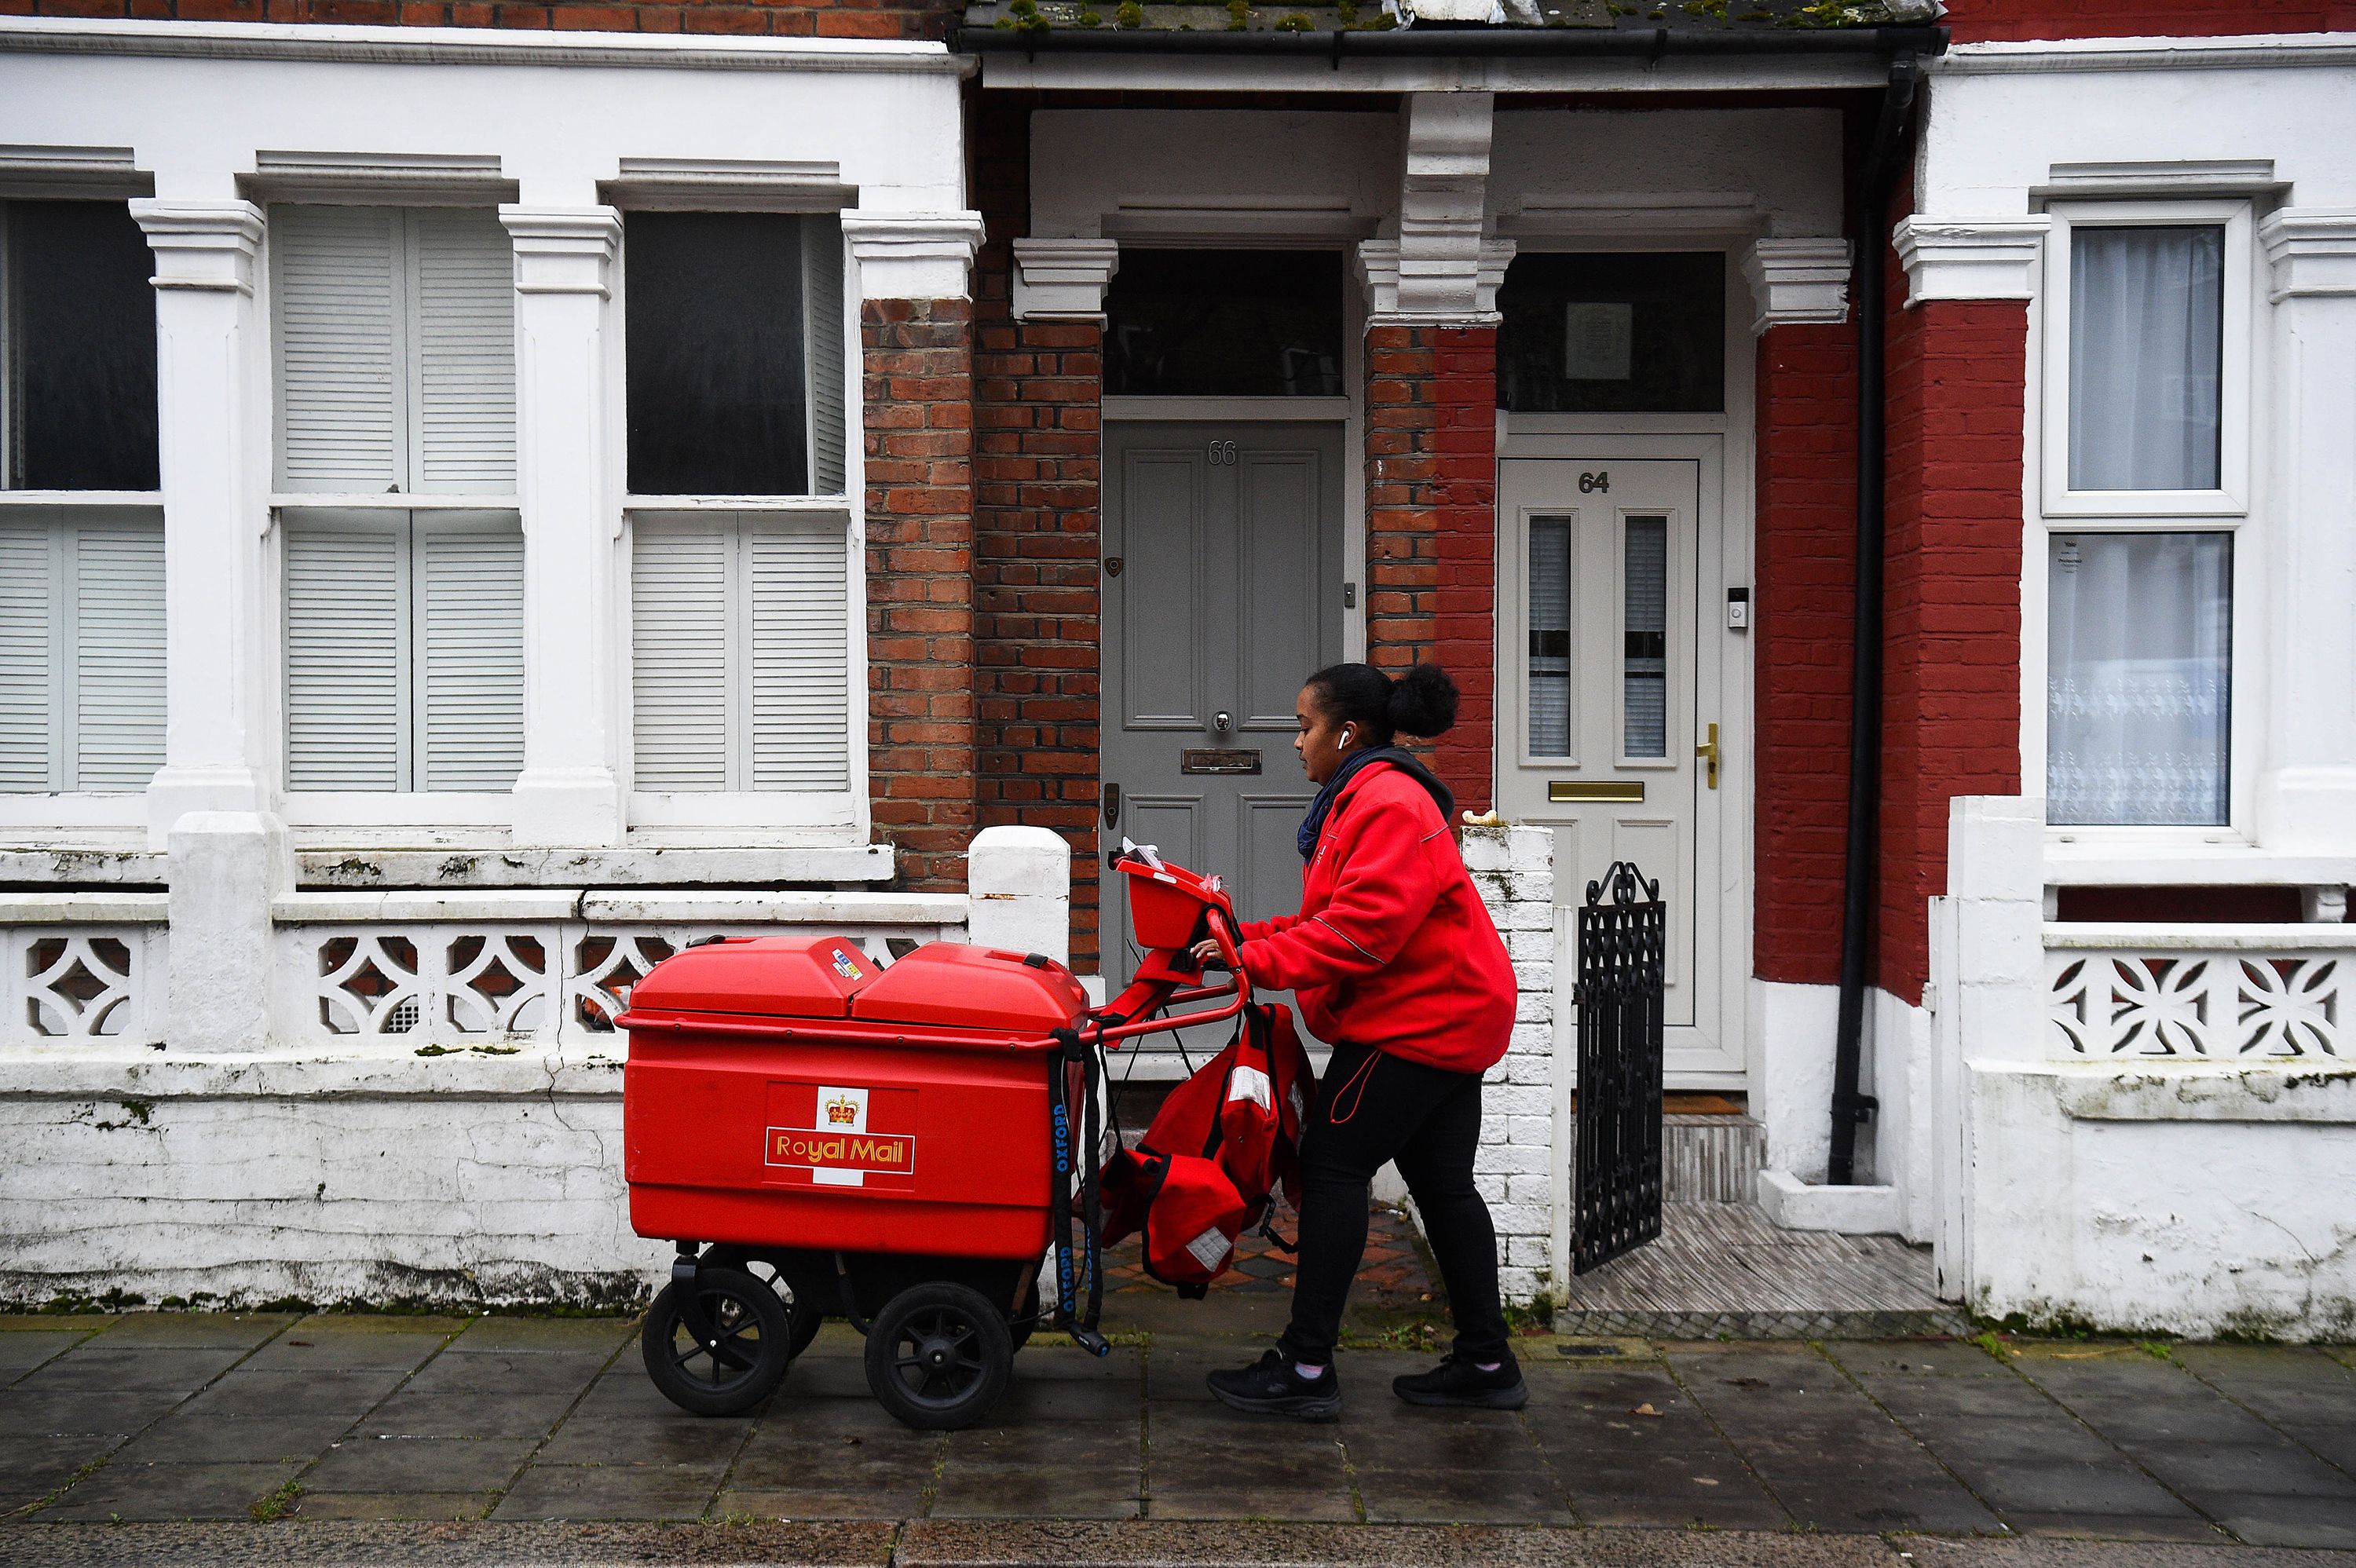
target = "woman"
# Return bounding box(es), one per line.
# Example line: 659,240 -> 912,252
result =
1199,662 -> 1523,1419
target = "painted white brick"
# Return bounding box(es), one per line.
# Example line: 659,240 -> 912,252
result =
1500,901 -> 1554,932
1507,871 -> 1553,905
1505,928 -> 1555,963
1497,1265 -> 1541,1302
1510,960 -> 1552,994
1483,1084 -> 1551,1118
1474,1141 -> 1546,1175
1460,830 -> 1510,872
1487,1202 -> 1549,1237
1504,1114 -> 1552,1146
1505,827 -> 1552,873
1507,1023 -> 1553,1055
1506,1235 -> 1551,1267
1474,1172 -> 1507,1204
1505,1173 -> 1553,1207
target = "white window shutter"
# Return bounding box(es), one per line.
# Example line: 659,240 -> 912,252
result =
284,514 -> 406,791
410,209 -> 518,494
632,518 -> 734,791
0,516 -> 58,791
749,520 -> 851,794
804,217 -> 848,496
274,207 -> 403,493
71,514 -> 167,791
415,516 -> 525,791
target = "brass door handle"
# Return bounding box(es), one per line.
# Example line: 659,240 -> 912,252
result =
1696,723 -> 1719,790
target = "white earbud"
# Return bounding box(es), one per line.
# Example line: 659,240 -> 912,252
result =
1339,729 -> 1354,749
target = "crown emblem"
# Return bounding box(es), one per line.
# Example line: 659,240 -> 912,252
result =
825,1095 -> 858,1125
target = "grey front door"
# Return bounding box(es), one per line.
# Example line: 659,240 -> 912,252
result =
1100,421 -> 1345,996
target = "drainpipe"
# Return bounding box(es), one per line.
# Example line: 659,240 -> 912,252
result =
1827,52 -> 1921,1188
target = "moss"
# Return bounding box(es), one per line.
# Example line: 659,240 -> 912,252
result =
1227,0 -> 1250,26
1274,9 -> 1311,26
251,1478 -> 302,1522
1116,1 -> 1143,22
1077,7 -> 1103,21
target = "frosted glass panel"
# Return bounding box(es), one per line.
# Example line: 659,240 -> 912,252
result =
1622,516 -> 1667,758
1527,517 -> 1572,757
2047,532 -> 2230,826
2069,226 -> 2223,492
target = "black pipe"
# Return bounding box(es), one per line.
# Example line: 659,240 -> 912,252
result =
956,21 -> 1945,57
1827,51 -> 1919,1186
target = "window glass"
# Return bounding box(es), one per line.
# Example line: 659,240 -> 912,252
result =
3,201 -> 160,491
1622,515 -> 1667,758
1498,252 -> 1724,414
281,510 -> 524,793
2069,225 -> 2223,492
1527,516 -> 1572,757
0,509 -> 166,791
627,214 -> 844,496
2047,532 -> 2230,827
1105,250 -> 1344,398
631,514 -> 851,794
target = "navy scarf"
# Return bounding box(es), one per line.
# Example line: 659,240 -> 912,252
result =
1296,747 -> 1456,861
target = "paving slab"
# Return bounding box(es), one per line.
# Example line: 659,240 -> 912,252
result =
532,1369 -> 759,1467
441,1318 -> 637,1357
2171,1343 -> 2356,1475
1820,1340 -> 2211,1540
0,1383 -> 200,1438
933,1415 -> 1143,1519
83,1314 -> 294,1350
361,1351 -> 605,1440
12,1343 -> 254,1392
1662,1343 -> 2001,1534
1517,1363 -> 1788,1530
300,1435 -> 541,1494
2010,1344 -> 2356,1547
0,1329 -> 99,1380
1143,1402 -> 1359,1522
242,1318 -> 466,1372
722,1398 -> 943,1520
488,1463 -> 726,1522
0,1435 -> 116,1511
37,1457 -> 302,1522
287,1489 -> 497,1521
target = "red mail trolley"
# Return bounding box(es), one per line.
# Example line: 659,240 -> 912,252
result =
618,849 -> 1244,1430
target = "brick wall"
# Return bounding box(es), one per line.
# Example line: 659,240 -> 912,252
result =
13,0 -> 965,40
864,297 -> 978,893
1943,0 -> 2356,42
1365,322 -> 1498,816
1752,320 -> 1860,989
1462,821 -> 1556,1306
970,98 -> 1104,969
1876,209 -> 2027,1003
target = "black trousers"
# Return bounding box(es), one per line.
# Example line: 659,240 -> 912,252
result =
1276,1040 -> 1511,1366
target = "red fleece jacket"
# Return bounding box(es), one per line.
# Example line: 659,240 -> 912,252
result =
1236,762 -> 1517,1075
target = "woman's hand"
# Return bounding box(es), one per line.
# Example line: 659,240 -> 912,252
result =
1187,938 -> 1227,971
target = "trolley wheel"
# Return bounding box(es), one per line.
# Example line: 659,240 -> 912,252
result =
865,1281 -> 1013,1431
642,1266 -> 792,1417
702,1248 -> 825,1359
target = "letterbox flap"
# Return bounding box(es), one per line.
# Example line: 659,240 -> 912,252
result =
851,943 -> 1088,1033
627,935 -> 879,1021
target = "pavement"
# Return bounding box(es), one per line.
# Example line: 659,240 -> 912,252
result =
4,1299 -> 2355,1566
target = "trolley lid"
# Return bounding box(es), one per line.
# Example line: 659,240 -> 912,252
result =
851,943 -> 1088,1033
627,935 -> 879,1021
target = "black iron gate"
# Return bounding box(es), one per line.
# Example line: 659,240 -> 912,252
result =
1571,861 -> 1666,1275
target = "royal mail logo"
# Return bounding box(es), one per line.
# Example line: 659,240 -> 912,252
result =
825,1095 -> 858,1125
765,1126 -> 917,1175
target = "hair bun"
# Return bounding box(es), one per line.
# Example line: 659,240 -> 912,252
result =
1386,663 -> 1460,739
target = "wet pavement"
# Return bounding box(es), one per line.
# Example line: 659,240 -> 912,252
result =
2,1308 -> 2354,1551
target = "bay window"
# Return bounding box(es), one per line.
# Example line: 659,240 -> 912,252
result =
269,203 -> 522,801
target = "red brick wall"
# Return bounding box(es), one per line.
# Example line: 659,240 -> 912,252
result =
1752,320 -> 1859,989
1944,0 -> 2356,42
1365,322 -> 1498,816
864,297 -> 977,892
1876,221 -> 2028,1002
971,97 -> 1105,968
15,0 -> 964,40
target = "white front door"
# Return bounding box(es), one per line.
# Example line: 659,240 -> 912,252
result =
1496,456 -> 1741,1080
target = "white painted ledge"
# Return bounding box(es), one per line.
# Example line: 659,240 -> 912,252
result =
1758,1168 -> 1903,1236
0,893 -> 169,925
0,1043 -> 627,1099
2009,1062 -> 2356,1124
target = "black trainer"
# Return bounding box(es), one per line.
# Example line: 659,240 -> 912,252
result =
1392,1351 -> 1527,1409
1205,1348 -> 1343,1420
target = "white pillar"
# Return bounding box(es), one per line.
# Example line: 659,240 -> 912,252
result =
2255,209 -> 2356,853
1011,239 -> 1119,322
167,810 -> 291,1054
1742,238 -> 1853,334
1355,91 -> 1510,328
132,200 -> 274,849
500,207 -> 625,847
965,824 -> 1071,967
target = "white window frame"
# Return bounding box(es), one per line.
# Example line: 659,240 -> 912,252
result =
265,200 -> 523,828
616,211 -> 865,838
2041,199 -> 2253,519
2032,199 -> 2263,852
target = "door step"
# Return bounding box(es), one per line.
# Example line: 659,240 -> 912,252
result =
1662,1112 -> 1762,1204
1553,1201 -> 1970,1340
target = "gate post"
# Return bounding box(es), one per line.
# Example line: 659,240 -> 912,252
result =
967,825 -> 1073,968
1464,822 -> 1557,1305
